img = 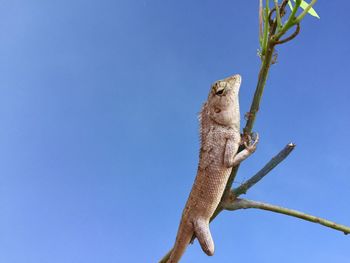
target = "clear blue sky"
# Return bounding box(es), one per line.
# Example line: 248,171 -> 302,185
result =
0,1 -> 349,262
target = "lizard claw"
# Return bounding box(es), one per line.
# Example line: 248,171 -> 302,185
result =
243,132 -> 259,153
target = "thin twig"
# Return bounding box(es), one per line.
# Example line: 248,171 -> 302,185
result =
274,23 -> 300,45
261,0 -> 270,55
279,0 -> 290,16
259,0 -> 263,43
268,8 -> 278,36
212,142 -> 295,222
273,0 -> 282,29
232,143 -> 295,197
274,0 -> 301,41
223,198 -> 350,235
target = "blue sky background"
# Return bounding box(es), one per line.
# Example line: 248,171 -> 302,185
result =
0,1 -> 349,262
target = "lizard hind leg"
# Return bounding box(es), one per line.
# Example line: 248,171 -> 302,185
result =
193,217 -> 215,256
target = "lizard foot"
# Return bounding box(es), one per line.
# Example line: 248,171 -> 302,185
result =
193,218 -> 214,256
243,132 -> 259,153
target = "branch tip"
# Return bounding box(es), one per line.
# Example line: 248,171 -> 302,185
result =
224,198 -> 350,236
232,142 -> 295,197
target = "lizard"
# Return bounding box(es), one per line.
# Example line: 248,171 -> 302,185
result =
166,74 -> 259,263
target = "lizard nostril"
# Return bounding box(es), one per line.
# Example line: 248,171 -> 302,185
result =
214,108 -> 221,113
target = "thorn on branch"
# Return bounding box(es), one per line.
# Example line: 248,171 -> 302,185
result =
244,111 -> 254,121
271,52 -> 278,64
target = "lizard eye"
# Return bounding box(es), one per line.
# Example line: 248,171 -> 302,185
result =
215,89 -> 224,95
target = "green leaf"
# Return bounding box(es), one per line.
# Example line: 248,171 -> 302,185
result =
288,1 -> 293,11
293,0 -> 320,18
299,0 -> 320,18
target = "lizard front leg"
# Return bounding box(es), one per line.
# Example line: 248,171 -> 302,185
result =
224,133 -> 259,168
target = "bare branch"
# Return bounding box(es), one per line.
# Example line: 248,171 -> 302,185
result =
159,250 -> 172,263
223,198 -> 350,235
232,143 -> 295,197
211,143 -> 295,223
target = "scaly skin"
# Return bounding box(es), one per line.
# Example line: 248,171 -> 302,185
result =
166,74 -> 258,263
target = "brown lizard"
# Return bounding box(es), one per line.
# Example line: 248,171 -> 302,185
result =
166,74 -> 258,263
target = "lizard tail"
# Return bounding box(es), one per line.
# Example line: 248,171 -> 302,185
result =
167,223 -> 193,263
167,218 -> 214,262
167,218 -> 214,263
193,217 -> 214,256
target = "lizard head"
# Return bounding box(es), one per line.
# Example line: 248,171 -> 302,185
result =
207,74 -> 241,127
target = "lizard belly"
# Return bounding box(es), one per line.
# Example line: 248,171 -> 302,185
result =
188,165 -> 232,219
